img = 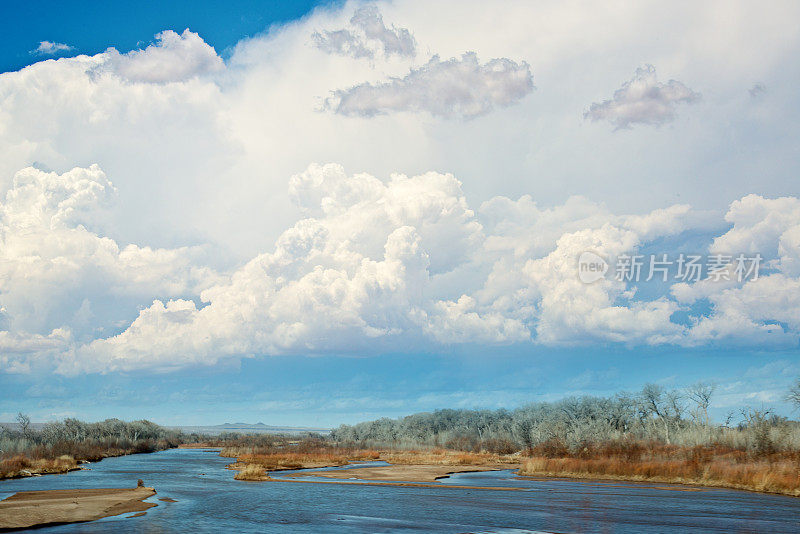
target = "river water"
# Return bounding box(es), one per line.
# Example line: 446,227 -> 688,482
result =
0,448 -> 797,533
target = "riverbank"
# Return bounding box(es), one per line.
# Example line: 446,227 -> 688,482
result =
518,452 -> 800,497
0,486 -> 156,531
0,417 -> 184,480
226,447 -> 520,481
222,446 -> 381,480
0,446 -> 178,480
226,444 -> 800,497
285,463 -> 507,482
0,455 -> 81,480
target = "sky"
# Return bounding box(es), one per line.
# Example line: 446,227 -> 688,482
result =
0,0 -> 799,426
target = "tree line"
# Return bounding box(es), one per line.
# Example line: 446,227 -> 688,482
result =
331,382 -> 800,454
0,415 -> 182,459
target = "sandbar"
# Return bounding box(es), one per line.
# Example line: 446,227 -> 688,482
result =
0,486 -> 156,531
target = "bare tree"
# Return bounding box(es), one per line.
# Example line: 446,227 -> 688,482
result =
723,411 -> 734,428
739,406 -> 776,455
687,382 -> 715,425
512,418 -> 534,453
639,384 -> 682,444
16,413 -> 32,441
786,378 -> 800,411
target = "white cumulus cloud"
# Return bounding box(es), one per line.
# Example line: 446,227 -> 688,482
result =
104,29 -> 224,83
0,165 -> 219,345
12,164 -> 789,374
0,162 -> 799,374
0,1 -> 799,375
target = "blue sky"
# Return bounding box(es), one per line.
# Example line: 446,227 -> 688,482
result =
0,1 -> 799,426
3,346 -> 797,427
0,1 -> 331,73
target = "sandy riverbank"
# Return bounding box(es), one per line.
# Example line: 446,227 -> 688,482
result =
273,476 -> 526,491
285,463 -> 510,482
0,487 -> 156,531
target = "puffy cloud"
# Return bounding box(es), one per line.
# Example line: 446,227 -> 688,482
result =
710,194 -> 800,265
0,329 -> 72,374
40,164 -> 800,373
313,5 -> 416,59
30,41 -> 74,56
0,1 -> 799,375
672,194 -> 800,347
1,0 -> 796,259
103,29 -> 224,83
0,165 -> 218,339
0,31 -> 231,256
425,295 -> 529,344
685,274 -> 800,347
323,52 -> 534,118
472,207 -> 689,348
585,65 -> 700,129
62,164 -> 489,372
0,162 -> 798,374
288,163 -> 483,274
0,329 -> 71,355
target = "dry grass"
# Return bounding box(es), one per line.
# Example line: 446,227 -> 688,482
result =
224,442 -> 381,475
226,439 -> 524,483
0,455 -> 79,478
226,443 -> 521,481
518,444 -> 800,497
225,439 -> 800,497
380,448 -> 518,466
230,452 -> 351,470
0,437 -> 177,480
233,464 -> 270,481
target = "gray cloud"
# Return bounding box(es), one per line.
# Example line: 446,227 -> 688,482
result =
585,64 -> 700,129
324,52 -> 534,119
313,5 -> 416,59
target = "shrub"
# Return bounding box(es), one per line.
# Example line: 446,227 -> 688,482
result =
233,464 -> 268,481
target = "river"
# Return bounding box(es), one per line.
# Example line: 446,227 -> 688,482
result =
0,448 -> 797,532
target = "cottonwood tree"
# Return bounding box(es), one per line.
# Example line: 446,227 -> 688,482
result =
512,417 -> 535,452
16,413 -> 32,442
329,386 -> 800,454
739,406 -> 779,455
639,384 -> 684,444
787,378 -> 800,411
687,382 -> 715,426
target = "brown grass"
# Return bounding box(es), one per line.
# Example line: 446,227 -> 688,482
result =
228,444 -> 520,482
224,442 -> 381,476
380,448 -> 518,466
219,438 -> 800,497
518,443 -> 800,497
0,438 -> 178,480
233,464 -> 270,481
226,446 -> 516,475
231,452 -> 351,470
0,455 -> 79,478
